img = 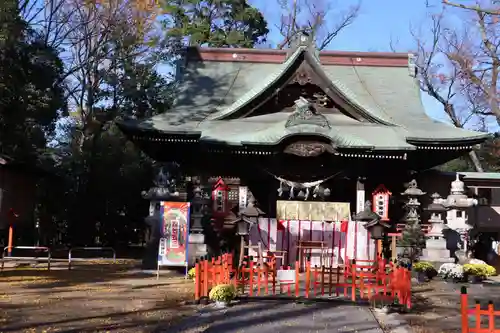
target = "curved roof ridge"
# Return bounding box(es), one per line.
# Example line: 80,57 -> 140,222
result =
204,46 -> 307,121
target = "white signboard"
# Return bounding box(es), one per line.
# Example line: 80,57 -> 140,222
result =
239,186 -> 248,211
158,237 -> 166,256
277,269 -> 296,284
356,190 -> 365,213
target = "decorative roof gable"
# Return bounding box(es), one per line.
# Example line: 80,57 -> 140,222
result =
285,97 -> 331,129
204,34 -> 395,125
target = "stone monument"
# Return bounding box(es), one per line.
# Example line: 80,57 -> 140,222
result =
420,193 -> 454,263
398,180 -> 426,262
435,174 -> 477,254
188,176 -> 209,264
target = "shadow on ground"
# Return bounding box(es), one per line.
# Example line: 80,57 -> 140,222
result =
0,263 -> 195,333
0,262 -> 181,289
160,299 -> 383,333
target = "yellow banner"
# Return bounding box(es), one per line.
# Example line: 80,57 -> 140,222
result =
276,201 -> 350,221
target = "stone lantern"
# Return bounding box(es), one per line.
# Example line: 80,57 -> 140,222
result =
437,174 -> 478,253
354,200 -> 389,259
420,193 -> 454,264
232,195 -> 265,266
141,165 -> 182,269
400,179 -> 426,226
188,176 -> 210,262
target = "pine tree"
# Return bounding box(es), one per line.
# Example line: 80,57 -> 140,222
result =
398,217 -> 426,264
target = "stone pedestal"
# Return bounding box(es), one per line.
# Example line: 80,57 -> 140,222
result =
421,238 -> 454,263
188,233 -> 207,265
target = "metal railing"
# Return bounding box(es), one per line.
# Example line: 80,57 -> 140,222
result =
68,247 -> 116,270
1,246 -> 51,271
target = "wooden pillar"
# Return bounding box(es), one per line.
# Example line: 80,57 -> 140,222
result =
377,239 -> 382,257
7,225 -> 13,257
355,178 -> 365,260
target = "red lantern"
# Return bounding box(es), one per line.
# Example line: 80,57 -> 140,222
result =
212,177 -> 229,218
372,185 -> 391,221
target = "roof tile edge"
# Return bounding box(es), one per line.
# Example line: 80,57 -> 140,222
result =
185,46 -> 409,67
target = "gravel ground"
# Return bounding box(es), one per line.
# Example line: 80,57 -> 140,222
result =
402,279 -> 500,333
0,262 -> 196,332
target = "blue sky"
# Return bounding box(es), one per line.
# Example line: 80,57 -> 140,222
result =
245,0 -> 452,124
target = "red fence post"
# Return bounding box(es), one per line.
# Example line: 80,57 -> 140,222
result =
461,286 -> 469,333
249,258 -> 254,297
305,261 -> 311,298
203,257 -> 209,298
351,259 -> 357,302
194,260 -> 200,301
295,261 -> 300,297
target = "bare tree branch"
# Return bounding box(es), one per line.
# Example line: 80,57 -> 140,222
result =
276,0 -> 360,50
443,0 -> 500,15
409,10 -> 485,171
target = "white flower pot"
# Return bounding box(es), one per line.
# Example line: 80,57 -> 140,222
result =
214,300 -> 230,308
470,276 -> 484,284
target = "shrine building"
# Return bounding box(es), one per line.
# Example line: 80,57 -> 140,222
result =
118,33 -> 490,264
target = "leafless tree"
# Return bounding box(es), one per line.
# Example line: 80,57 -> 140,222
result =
440,0 -> 500,129
443,0 -> 500,15
410,10 -> 484,171
20,0 -> 161,148
276,0 -> 360,50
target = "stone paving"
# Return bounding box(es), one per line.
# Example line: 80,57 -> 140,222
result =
164,300 -> 384,333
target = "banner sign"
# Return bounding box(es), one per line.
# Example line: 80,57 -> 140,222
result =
158,201 -> 190,268
276,201 -> 350,221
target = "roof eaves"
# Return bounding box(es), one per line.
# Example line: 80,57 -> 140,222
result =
116,120 -> 202,137
458,172 -> 500,181
406,133 -> 491,145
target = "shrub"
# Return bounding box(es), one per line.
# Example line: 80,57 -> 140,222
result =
209,284 -> 236,303
188,267 -> 196,280
464,264 -> 496,278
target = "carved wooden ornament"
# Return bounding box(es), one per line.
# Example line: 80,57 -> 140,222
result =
283,141 -> 335,157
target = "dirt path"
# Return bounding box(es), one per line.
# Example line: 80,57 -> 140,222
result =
0,262 -> 196,332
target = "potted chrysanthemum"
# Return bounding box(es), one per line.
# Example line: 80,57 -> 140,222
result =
464,263 -> 496,283
438,263 -> 464,282
413,261 -> 436,282
187,267 -> 196,281
209,284 -> 236,308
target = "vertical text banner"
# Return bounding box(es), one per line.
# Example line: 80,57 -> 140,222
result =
158,202 -> 191,267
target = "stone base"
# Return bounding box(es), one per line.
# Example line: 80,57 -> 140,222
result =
188,232 -> 207,265
421,238 -> 454,265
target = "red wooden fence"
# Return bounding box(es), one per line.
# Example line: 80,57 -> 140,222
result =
461,286 -> 500,333
194,253 -> 412,308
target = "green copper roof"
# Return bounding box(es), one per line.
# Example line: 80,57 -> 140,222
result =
198,113 -> 413,149
122,45 -> 490,149
458,172 -> 500,181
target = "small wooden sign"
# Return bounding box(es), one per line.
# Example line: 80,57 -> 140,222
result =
277,269 -> 296,284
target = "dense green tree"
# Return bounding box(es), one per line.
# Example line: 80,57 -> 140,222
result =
0,0 -> 65,162
164,0 -> 269,48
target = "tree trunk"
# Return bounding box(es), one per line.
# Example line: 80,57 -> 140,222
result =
468,150 -> 483,172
